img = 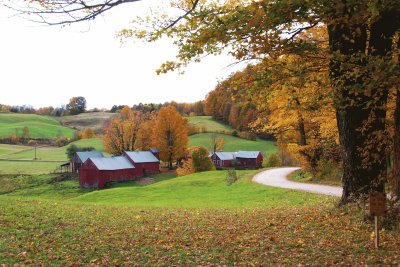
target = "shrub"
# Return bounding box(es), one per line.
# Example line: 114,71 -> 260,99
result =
66,144 -> 95,159
226,169 -> 239,185
177,159 -> 195,176
232,130 -> 238,137
265,153 -> 282,167
192,146 -> 214,172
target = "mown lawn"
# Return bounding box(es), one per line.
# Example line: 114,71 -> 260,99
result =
72,170 -> 330,208
189,133 -> 279,156
1,197 -> 399,266
0,113 -> 75,139
187,116 -> 233,132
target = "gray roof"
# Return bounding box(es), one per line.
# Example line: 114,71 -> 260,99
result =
150,148 -> 160,153
90,156 -> 135,171
76,151 -> 104,163
236,151 -> 261,159
124,151 -> 160,163
213,152 -> 236,161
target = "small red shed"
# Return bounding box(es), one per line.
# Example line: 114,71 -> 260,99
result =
235,151 -> 263,168
123,151 -> 160,175
210,152 -> 236,168
79,156 -> 139,188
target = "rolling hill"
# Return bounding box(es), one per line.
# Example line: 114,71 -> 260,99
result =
57,112 -> 115,133
0,113 -> 75,139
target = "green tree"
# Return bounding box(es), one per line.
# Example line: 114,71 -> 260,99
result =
191,146 -> 214,173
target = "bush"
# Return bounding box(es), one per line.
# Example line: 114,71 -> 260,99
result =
226,169 -> 239,185
265,153 -> 282,167
177,159 -> 195,176
192,146 -> 214,172
232,130 -> 238,137
66,144 -> 95,159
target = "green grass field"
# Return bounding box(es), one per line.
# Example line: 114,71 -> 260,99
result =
57,112 -> 115,132
189,133 -> 279,156
0,138 -> 104,174
72,170 -> 329,208
187,116 -> 233,132
0,113 -> 76,139
0,171 -> 399,265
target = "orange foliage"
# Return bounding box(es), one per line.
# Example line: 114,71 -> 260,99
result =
153,106 -> 188,169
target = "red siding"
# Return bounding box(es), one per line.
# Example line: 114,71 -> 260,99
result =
237,153 -> 263,168
79,159 -> 141,189
212,154 -> 233,168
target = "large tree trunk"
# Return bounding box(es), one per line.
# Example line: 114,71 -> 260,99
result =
394,87 -> 400,199
328,6 -> 396,204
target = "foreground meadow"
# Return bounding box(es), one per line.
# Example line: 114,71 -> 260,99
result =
1,170 -> 400,265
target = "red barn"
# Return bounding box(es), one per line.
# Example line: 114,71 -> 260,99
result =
210,152 -> 236,168
235,151 -> 263,168
123,151 -> 160,175
79,156 -> 139,188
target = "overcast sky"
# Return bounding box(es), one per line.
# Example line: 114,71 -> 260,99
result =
0,1 -> 243,109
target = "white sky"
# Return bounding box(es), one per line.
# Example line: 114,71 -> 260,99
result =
0,1 -> 243,109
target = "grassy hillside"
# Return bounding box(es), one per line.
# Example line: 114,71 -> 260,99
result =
0,113 -> 75,139
73,170 -> 328,208
187,116 -> 233,132
57,112 -> 115,133
189,133 -> 279,156
0,138 -> 104,174
1,174 -> 399,265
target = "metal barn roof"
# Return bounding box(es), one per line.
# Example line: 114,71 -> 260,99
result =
90,156 -> 135,171
150,148 -> 160,153
236,151 -> 261,159
124,151 -> 160,163
214,152 -> 237,161
76,151 -> 104,163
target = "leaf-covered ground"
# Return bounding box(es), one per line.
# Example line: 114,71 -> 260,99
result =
1,197 -> 399,266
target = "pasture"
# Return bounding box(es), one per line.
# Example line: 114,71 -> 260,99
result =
57,112 -> 115,132
0,113 -> 75,139
187,116 -> 233,132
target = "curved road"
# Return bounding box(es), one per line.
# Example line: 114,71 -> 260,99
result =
253,167 -> 342,197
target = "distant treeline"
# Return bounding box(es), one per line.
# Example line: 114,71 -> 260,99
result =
0,100 -> 206,117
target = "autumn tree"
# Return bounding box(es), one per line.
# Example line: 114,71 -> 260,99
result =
153,106 -> 188,169
83,128 -> 95,139
22,126 -> 30,141
103,106 -> 143,155
136,119 -> 154,151
66,96 -> 86,115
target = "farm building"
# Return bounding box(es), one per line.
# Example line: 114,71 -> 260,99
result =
211,152 -> 237,168
70,151 -> 104,173
79,156 -> 139,188
149,148 -> 160,160
235,151 -> 263,168
210,151 -> 263,169
123,151 -> 160,175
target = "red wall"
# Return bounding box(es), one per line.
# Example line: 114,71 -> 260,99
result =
237,154 -> 263,167
79,159 -> 141,189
